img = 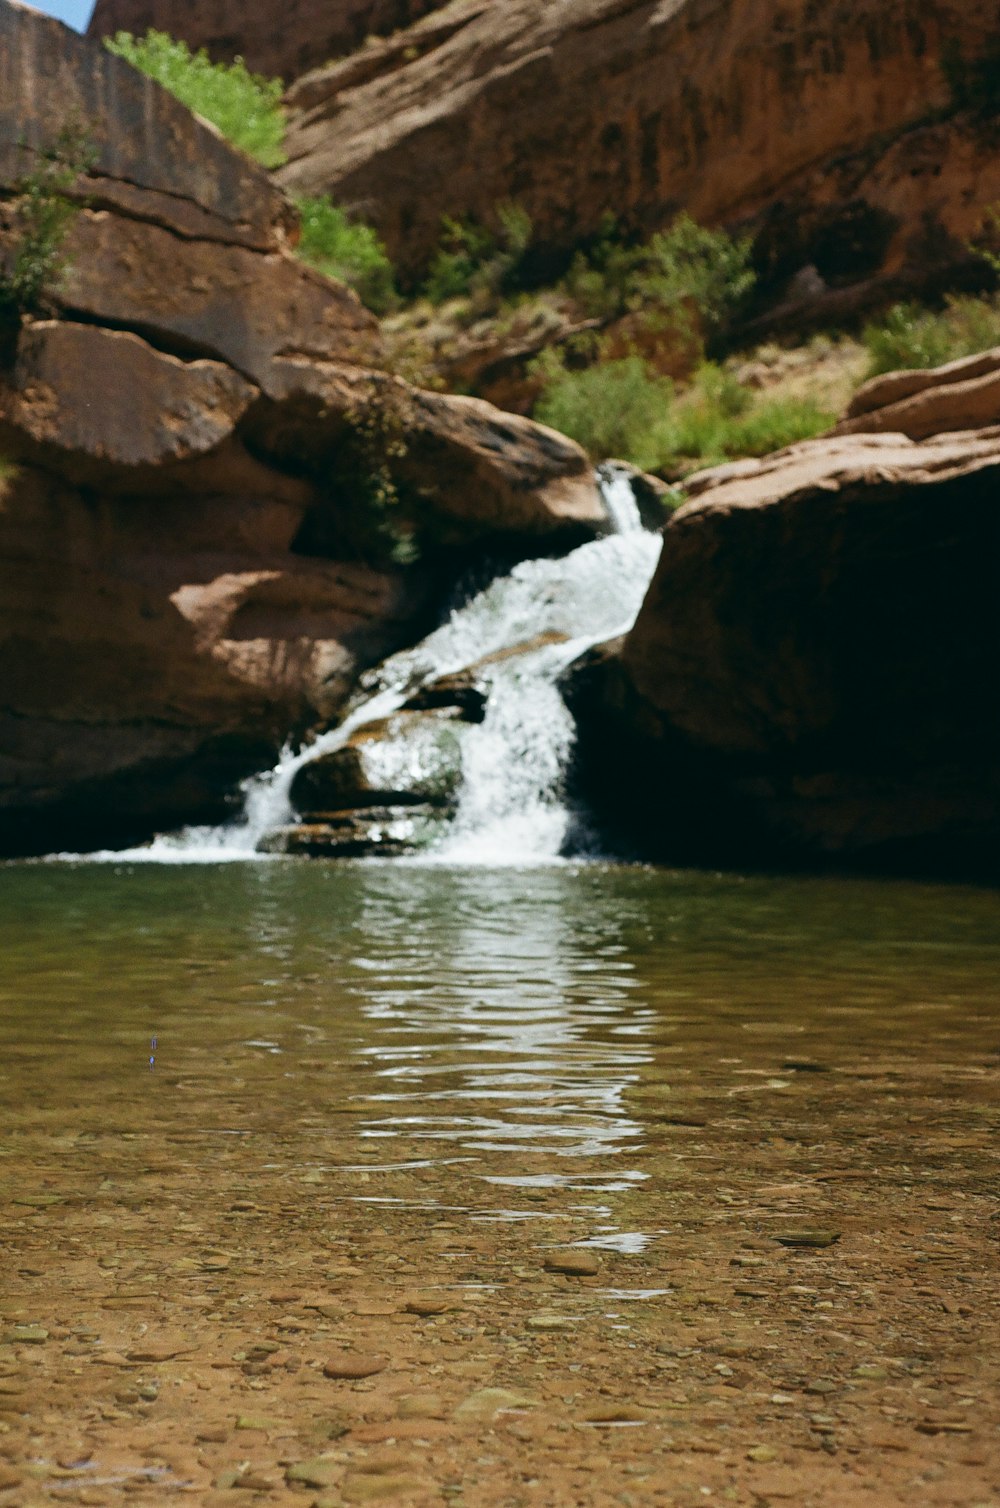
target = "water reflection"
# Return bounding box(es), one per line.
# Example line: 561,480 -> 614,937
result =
344,868 -> 654,1192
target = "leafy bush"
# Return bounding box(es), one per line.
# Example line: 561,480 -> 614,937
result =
563,213 -> 755,348
294,195 -> 397,314
969,202 -> 1000,276
105,30 -> 286,167
0,121 -> 95,330
532,354 -> 830,474
533,354 -> 675,473
662,366 -> 831,471
861,295 -> 1000,376
423,203 -> 534,306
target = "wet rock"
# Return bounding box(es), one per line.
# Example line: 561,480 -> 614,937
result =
576,427 -> 1000,874
453,1387 -> 537,1421
261,807 -> 444,858
3,1326 -> 48,1344
403,1294 -> 453,1317
290,712 -> 469,817
543,1250 -> 601,1277
285,1456 -> 341,1488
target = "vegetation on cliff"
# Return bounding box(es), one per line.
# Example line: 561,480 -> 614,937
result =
0,122 -> 94,335
100,26 -> 1000,485
105,30 -> 287,167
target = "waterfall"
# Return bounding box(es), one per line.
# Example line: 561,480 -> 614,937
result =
86,471 -> 663,865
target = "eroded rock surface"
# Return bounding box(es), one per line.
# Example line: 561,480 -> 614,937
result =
87,0 -> 459,82
276,0 -> 1000,310
573,427 -> 1000,873
0,2 -> 602,855
836,345 -> 1000,440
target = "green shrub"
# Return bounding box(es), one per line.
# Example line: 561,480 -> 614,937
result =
423,203 -> 534,306
532,354 -> 830,474
0,121 -> 95,329
969,202 -> 1000,276
662,368 -> 831,470
862,295 -> 1000,376
533,354 -> 674,473
105,30 -> 286,167
562,213 -> 755,349
294,195 -> 397,314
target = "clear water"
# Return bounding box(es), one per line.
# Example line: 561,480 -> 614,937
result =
3,860 -> 997,1202
2,862 -> 998,1508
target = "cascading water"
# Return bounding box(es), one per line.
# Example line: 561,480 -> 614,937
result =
88,467 -> 662,865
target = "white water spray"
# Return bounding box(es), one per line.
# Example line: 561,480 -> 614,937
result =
81,471 -> 662,865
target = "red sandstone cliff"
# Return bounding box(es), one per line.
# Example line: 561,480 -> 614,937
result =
0,0 -> 602,855
274,0 -> 1000,313
86,0 -> 460,82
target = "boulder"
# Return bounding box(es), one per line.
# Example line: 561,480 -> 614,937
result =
274,0 -> 1000,310
573,429 -> 1000,874
261,806 -> 446,858
835,345 -> 1000,440
289,709 -> 471,815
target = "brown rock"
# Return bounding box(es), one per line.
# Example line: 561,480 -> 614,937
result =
1,1 -> 288,249
58,212 -> 379,385
0,5 -> 603,857
543,1250 -> 602,1277
87,0 -> 459,80
322,1353 -> 387,1380
836,346 -> 1000,440
0,322 -> 257,471
574,428 -> 1000,873
272,0 -> 1000,308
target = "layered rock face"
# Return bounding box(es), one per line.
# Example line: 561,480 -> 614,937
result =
0,1 -> 602,855
277,0 -> 1000,308
87,0 -> 459,81
573,420 -> 1000,874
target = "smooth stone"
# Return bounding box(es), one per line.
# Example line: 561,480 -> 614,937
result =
342,1473 -> 430,1502
285,1457 -> 340,1489
773,1231 -> 841,1248
3,1327 -> 48,1344
453,1388 -> 536,1421
747,1445 -> 779,1463
323,1354 -> 386,1380
543,1250 -> 601,1277
525,1313 -> 575,1332
395,1393 -> 447,1420
403,1294 -> 452,1316
854,1364 -> 888,1380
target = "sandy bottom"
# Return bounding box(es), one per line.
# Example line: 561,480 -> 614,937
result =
2,1053 -> 998,1508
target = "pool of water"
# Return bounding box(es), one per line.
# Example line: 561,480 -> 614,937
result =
2,860 -> 997,1213
1,860 -> 998,1505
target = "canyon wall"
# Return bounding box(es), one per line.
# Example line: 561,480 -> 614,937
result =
274,0 -> 1000,311
87,0 -> 461,82
0,0 -> 602,855
572,413 -> 1000,876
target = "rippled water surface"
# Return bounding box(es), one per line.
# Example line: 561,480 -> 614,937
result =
2,862 -> 997,1210
2,861 -> 999,1506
